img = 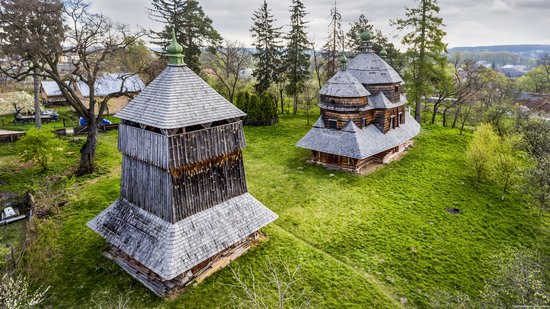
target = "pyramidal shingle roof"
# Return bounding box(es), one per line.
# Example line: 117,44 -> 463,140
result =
87,193 -> 277,281
369,91 -> 406,109
319,70 -> 371,98
115,65 -> 245,129
296,113 -> 420,159
347,52 -> 403,85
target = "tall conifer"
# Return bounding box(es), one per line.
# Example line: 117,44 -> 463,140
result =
250,0 -> 283,95
149,0 -> 221,73
283,0 -> 310,114
393,0 -> 447,122
321,1 -> 344,81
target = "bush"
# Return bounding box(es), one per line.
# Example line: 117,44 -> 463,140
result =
247,94 -> 261,121
236,91 -> 249,113
16,128 -> 66,171
260,93 -> 278,120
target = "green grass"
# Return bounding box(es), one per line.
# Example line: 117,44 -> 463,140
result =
0,115 -> 548,308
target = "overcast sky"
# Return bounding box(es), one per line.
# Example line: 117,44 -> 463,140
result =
91,0 -> 550,50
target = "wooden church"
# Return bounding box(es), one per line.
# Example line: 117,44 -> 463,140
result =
296,31 -> 420,172
87,30 -> 278,297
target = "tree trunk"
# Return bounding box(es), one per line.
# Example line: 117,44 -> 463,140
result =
279,88 -> 284,114
293,95 -> 297,115
431,103 -> 440,124
415,98 -> 422,123
452,103 -> 462,129
33,75 -> 41,129
442,107 -> 450,127
76,120 -> 98,175
459,105 -> 473,135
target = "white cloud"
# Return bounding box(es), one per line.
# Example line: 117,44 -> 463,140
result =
488,0 -> 513,13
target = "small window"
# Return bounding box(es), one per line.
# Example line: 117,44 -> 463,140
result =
398,112 -> 403,124
394,85 -> 399,93
390,115 -> 396,129
328,119 -> 337,130
361,118 -> 366,128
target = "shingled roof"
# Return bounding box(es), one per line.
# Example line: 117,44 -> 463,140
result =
87,193 -> 277,280
115,65 -> 245,129
296,113 -> 420,159
319,70 -> 371,98
347,52 -> 403,85
77,73 -> 145,97
369,92 -> 406,109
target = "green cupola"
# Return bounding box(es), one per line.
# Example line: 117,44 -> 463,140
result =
167,27 -> 184,65
360,30 -> 372,41
380,47 -> 388,59
340,53 -> 348,71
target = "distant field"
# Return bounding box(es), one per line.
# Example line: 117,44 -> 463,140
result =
0,115 -> 548,308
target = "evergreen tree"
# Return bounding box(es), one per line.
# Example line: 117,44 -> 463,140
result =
236,91 -> 249,113
247,94 -> 261,121
346,13 -> 373,55
283,0 -> 310,115
149,0 -> 221,73
392,0 -> 447,122
321,1 -> 344,80
250,0 -> 283,94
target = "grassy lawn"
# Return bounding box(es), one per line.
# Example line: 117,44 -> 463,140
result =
0,114 -> 548,307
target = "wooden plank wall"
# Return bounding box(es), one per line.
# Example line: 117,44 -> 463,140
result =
119,124 -> 169,169
170,152 -> 248,222
168,122 -> 246,169
120,155 -> 173,222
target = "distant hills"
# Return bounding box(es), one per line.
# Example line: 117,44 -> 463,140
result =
449,45 -> 550,54
448,45 -> 550,66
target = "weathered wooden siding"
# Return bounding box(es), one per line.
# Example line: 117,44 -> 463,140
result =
168,121 -> 246,169
120,155 -> 173,221
366,83 -> 403,102
170,151 -> 248,222
320,95 -> 368,107
118,124 -> 169,169
321,110 -> 376,129
119,122 -> 246,170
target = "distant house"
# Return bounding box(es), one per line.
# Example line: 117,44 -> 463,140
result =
517,92 -> 550,114
498,65 -> 530,79
40,81 -> 69,105
74,73 -> 145,99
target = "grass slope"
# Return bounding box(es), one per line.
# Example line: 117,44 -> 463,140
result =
0,115 -> 548,308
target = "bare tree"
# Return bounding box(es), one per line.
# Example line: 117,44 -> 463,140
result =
226,259 -> 313,309
300,79 -> 318,125
0,0 -> 145,175
203,40 -> 251,103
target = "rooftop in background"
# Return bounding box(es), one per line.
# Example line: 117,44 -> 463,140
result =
76,74 -> 145,97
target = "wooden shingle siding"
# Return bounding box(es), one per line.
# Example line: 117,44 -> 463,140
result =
170,152 -> 248,222
118,124 -> 169,169
120,155 -> 173,221
168,121 -> 246,169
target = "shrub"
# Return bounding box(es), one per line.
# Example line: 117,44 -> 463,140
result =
247,94 -> 261,121
236,91 -> 249,113
16,128 -> 66,171
260,93 -> 277,120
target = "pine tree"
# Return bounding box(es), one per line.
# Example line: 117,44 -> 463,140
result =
346,13 -> 373,55
321,1 -> 344,80
392,0 -> 447,122
149,0 -> 221,73
347,15 -> 403,70
250,0 -> 283,95
283,0 -> 310,115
